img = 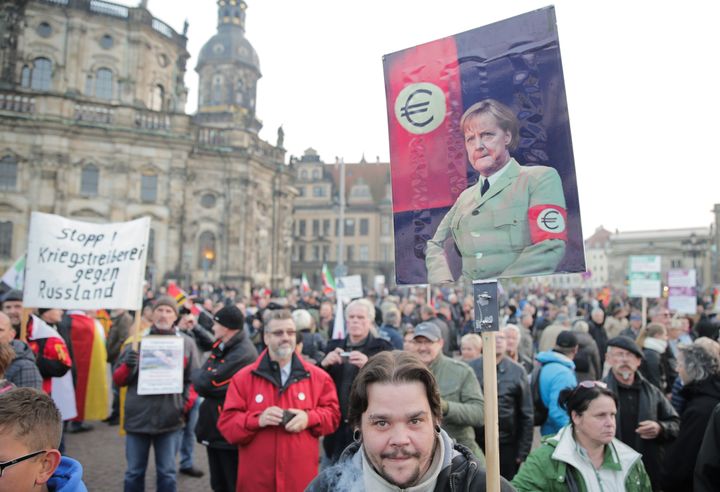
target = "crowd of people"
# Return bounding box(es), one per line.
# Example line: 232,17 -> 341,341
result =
1,282 -> 719,491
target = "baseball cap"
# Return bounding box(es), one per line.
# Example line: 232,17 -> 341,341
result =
556,330 -> 578,348
412,322 -> 442,342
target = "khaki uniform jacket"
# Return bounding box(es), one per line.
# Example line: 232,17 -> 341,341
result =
426,158 -> 566,282
430,354 -> 485,463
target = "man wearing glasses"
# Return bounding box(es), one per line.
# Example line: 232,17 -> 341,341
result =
217,309 -> 340,492
603,336 -> 679,491
0,387 -> 88,491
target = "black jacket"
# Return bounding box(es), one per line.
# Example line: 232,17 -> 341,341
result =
322,333 -> 392,461
603,371 -> 679,490
587,319 -> 608,356
694,402 -> 720,492
639,345 -> 677,395
469,356 -> 533,460
192,329 -> 258,449
661,376 -> 720,492
307,439 -> 515,492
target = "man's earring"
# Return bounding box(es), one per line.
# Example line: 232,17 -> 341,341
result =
353,428 -> 362,443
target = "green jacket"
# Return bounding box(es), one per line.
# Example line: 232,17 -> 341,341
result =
430,355 -> 485,463
426,158 -> 566,282
512,426 -> 652,492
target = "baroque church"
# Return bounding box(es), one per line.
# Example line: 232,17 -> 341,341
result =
0,0 -> 295,293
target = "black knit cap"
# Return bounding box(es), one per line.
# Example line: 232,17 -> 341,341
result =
213,305 -> 245,331
556,330 -> 578,348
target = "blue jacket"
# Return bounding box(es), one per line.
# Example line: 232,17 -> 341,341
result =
536,350 -> 577,436
47,456 -> 88,492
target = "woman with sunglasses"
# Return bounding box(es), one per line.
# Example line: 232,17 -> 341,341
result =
512,381 -> 652,491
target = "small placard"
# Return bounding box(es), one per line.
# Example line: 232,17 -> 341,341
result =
473,280 -> 499,332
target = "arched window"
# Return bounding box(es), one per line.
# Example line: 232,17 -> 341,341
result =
95,68 -> 113,100
312,169 -> 321,179
140,173 -> 158,203
80,164 -> 99,196
198,231 -> 216,269
20,66 -> 30,88
0,222 -> 12,258
299,169 -> 308,180
30,57 -> 52,91
211,75 -> 223,104
150,84 -> 164,111
0,155 -> 17,190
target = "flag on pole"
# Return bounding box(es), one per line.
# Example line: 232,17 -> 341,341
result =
301,273 -> 311,293
331,295 -> 345,339
0,254 -> 25,290
322,264 -> 336,295
167,282 -> 200,316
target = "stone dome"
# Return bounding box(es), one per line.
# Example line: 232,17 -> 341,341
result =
196,27 -> 260,74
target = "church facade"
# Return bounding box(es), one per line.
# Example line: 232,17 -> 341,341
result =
0,0 -> 295,294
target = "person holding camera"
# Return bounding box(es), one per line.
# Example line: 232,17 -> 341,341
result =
217,309 -> 340,492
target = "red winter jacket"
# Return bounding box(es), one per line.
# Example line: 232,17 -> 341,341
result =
217,350 -> 340,492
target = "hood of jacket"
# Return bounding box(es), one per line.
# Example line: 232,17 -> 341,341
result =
47,456 -> 88,492
10,339 -> 37,362
536,350 -> 576,369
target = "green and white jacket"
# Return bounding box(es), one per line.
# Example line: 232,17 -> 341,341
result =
512,425 -> 652,492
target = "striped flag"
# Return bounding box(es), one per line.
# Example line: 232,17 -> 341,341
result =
321,264 -> 335,295
0,254 -> 25,289
301,273 -> 311,293
167,282 -> 200,316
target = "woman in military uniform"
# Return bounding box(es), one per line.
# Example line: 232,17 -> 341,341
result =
425,99 -> 567,283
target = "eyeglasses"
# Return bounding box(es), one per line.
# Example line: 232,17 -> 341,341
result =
268,329 -> 297,338
0,450 -> 47,477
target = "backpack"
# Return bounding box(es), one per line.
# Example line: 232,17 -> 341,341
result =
530,363 -> 548,426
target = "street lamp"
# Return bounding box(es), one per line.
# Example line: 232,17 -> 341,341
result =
202,249 -> 215,282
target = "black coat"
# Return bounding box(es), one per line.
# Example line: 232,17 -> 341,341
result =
192,329 -> 258,449
694,402 -> 720,492
661,376 -> 720,492
603,371 -> 679,490
587,319 -> 608,356
322,333 -> 392,461
469,357 -> 533,460
640,345 -> 678,395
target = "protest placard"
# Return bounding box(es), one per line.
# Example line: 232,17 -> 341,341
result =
137,336 -> 184,395
628,255 -> 662,298
384,6 -> 585,285
668,269 -> 697,314
24,212 -> 150,309
336,275 -> 363,302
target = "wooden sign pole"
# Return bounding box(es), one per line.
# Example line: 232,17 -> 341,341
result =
641,297 -> 647,329
473,279 -> 500,492
482,331 -> 500,492
20,308 -> 32,342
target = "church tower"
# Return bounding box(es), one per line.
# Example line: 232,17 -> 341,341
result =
195,0 -> 261,134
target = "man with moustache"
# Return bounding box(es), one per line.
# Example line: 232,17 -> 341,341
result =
113,296 -> 199,492
307,351 -> 515,491
218,309 -> 340,492
603,336 -> 679,490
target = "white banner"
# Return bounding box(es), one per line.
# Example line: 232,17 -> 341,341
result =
337,275 -> 363,302
24,212 -> 150,309
137,336 -> 184,395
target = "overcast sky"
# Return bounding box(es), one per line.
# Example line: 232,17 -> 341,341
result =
122,0 -> 720,236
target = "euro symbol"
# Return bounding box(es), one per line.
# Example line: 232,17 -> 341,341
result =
540,210 -> 560,230
399,88 -> 434,128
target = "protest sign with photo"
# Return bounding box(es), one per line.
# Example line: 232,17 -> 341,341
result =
24,212 -> 150,309
384,6 -> 585,285
137,336 -> 184,395
667,269 -> 697,314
